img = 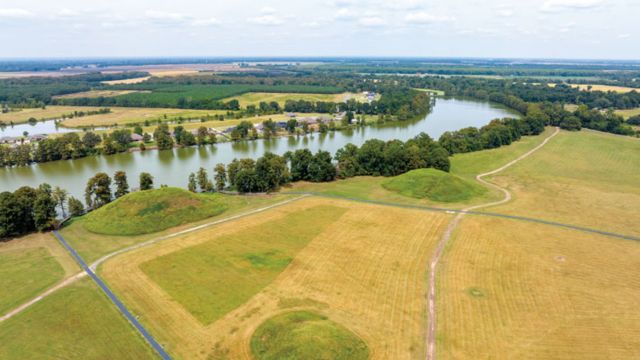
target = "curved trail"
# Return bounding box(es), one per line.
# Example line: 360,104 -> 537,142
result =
0,195 -> 308,323
425,127 -> 560,360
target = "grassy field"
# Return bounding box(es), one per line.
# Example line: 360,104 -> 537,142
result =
60,106 -> 229,127
437,216 -> 640,358
82,187 -> 229,236
53,90 -> 147,99
414,88 -> 446,96
0,278 -> 156,359
488,130 -> 640,237
101,197 -> 451,359
102,76 -> 151,85
140,204 -> 346,325
251,311 -> 369,360
222,92 -> 348,107
61,193 -> 294,263
569,84 -> 639,93
382,169 -> 487,202
0,233 -> 79,315
0,106 -> 101,124
615,108 -> 640,119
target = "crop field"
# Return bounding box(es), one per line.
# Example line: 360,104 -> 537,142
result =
0,278 -> 156,359
437,216 -> 640,358
488,130 -> 640,237
61,192 -> 294,263
0,233 -> 78,315
222,92 -> 349,107
0,105 -> 101,124
59,106 -> 229,127
101,76 -> 152,85
53,90 -> 147,99
100,197 -> 451,359
569,84 -> 639,93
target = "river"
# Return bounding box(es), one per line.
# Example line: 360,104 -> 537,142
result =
0,97 -> 518,199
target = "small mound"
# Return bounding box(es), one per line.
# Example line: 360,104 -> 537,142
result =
82,187 -> 228,235
382,168 -> 486,202
251,311 -> 369,360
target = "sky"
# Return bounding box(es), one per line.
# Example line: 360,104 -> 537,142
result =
0,0 -> 638,59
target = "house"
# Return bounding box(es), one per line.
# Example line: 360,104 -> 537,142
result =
0,136 -> 18,144
27,134 -> 47,142
130,133 -> 144,142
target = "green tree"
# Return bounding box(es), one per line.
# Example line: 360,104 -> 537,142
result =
85,173 -> 112,209
309,151 -> 336,182
188,173 -> 197,192
52,186 -> 68,217
114,171 -> 129,198
197,167 -> 210,192
214,163 -> 227,191
154,124 -> 174,150
68,196 -> 84,217
139,172 -> 154,190
33,188 -> 56,231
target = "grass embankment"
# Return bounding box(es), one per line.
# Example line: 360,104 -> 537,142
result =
82,187 -> 228,236
140,205 -> 345,325
101,197 -> 451,359
438,216 -> 640,358
61,191 -> 293,263
0,278 -> 156,359
382,168 -> 486,202
0,233 -> 79,315
489,129 -> 640,237
251,311 -> 369,360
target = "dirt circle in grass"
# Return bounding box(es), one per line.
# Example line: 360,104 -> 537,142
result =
250,311 -> 369,360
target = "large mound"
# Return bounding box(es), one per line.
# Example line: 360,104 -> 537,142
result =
382,168 -> 486,202
82,187 -> 228,235
251,311 -> 369,360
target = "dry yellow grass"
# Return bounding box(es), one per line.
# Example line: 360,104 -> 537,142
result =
60,107 -> 228,127
437,215 -> 640,359
0,106 -> 100,124
52,90 -> 146,99
0,233 -> 79,277
101,77 -> 151,85
101,197 -> 451,360
569,84 -> 639,93
615,108 -> 640,119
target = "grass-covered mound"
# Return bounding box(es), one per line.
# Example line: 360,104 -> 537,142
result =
251,311 -> 369,360
82,187 -> 228,235
382,168 -> 486,202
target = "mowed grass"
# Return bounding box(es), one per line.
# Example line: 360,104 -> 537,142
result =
101,197 -> 451,359
0,278 -> 156,359
60,106 -> 228,127
438,216 -> 640,358
251,311 -> 369,360
61,193 -> 293,264
0,105 -> 100,124
0,233 -> 79,315
140,204 -> 346,325
382,168 -> 486,202
223,92 -> 348,107
489,129 -> 640,237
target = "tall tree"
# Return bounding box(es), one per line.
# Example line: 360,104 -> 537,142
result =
188,173 -> 197,192
139,172 -> 154,190
85,173 -> 112,209
197,167 -> 209,192
214,163 -> 227,192
52,186 -> 68,217
68,196 -> 84,217
114,171 -> 129,198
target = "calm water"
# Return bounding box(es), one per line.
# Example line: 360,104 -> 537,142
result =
0,119 -> 93,137
0,98 -> 517,198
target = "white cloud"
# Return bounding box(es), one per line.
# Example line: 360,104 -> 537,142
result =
0,8 -> 34,18
405,12 -> 454,24
541,0 -> 607,12
497,9 -> 514,17
358,16 -> 386,27
192,17 -> 220,27
260,6 -> 277,14
57,9 -> 80,18
144,10 -> 189,24
334,8 -> 355,20
247,14 -> 284,26
618,33 -> 630,38
382,0 -> 426,10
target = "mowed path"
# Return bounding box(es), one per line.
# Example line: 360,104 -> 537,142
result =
425,127 -> 560,360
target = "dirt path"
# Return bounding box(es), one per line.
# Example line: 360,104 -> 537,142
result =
425,127 -> 560,360
0,195 -> 308,323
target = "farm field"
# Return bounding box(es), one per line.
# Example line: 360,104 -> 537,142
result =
0,233 -> 78,315
437,216 -> 640,359
100,196 -> 451,359
53,90 -> 147,99
487,130 -> 640,237
60,191 -> 294,263
222,92 -> 349,107
615,107 -> 640,119
60,106 -> 229,127
569,84 -> 639,93
0,278 -> 156,359
0,105 -> 100,124
102,76 -> 151,85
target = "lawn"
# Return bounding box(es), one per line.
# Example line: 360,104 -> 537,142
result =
0,278 -> 156,359
101,197 -> 451,359
0,106 -> 101,124
488,129 -> 640,237
0,233 -> 79,315
82,187 -> 229,236
382,168 -> 487,202
251,311 -> 369,360
437,216 -> 640,358
140,204 -> 346,325
60,192 -> 294,263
